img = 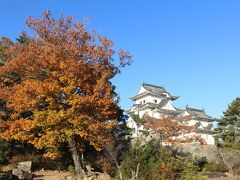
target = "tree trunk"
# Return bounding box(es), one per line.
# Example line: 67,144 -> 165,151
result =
130,163 -> 140,180
68,137 -> 86,176
116,163 -> 123,180
135,163 -> 140,178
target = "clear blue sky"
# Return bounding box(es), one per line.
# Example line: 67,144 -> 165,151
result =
1,1 -> 240,118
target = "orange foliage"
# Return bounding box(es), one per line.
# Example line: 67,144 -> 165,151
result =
143,115 -> 205,145
0,111 -> 5,117
0,11 -> 132,158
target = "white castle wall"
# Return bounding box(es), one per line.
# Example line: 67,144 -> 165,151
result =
135,95 -> 163,105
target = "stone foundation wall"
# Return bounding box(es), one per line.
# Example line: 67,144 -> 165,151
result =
175,143 -> 240,169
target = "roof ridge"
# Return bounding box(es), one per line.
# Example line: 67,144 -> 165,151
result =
187,106 -> 204,112
142,83 -> 166,90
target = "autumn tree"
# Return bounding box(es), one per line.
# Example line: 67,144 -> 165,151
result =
0,35 -> 23,112
0,37 -> 15,165
143,115 -> 205,145
0,11 -> 131,175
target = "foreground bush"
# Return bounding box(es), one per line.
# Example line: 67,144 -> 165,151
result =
0,139 -> 12,165
117,140 -> 207,180
233,165 -> 240,175
203,163 -> 228,173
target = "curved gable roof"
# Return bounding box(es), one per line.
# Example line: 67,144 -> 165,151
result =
143,83 -> 179,100
142,83 -> 166,95
186,106 -> 215,121
130,83 -> 179,101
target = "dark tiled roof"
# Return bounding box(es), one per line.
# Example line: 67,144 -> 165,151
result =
196,129 -> 216,134
158,99 -> 169,108
195,122 -> 201,128
153,108 -> 182,115
130,99 -> 171,110
204,124 -> 213,130
194,122 -> 213,130
128,99 -> 170,110
130,102 -> 182,115
142,83 -> 166,95
142,83 -> 179,100
129,83 -> 179,101
186,107 -> 214,121
175,107 -> 184,112
134,102 -> 159,109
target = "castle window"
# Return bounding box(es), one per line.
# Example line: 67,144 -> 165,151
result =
154,99 -> 157,103
143,100 -> 146,103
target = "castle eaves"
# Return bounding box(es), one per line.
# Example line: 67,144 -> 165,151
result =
186,107 -> 215,122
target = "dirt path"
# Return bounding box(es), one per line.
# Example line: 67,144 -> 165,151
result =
33,170 -> 240,180
32,170 -> 112,180
33,170 -> 71,180
208,173 -> 239,180
209,177 -> 239,180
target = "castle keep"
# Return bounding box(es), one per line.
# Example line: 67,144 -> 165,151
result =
126,83 -> 216,145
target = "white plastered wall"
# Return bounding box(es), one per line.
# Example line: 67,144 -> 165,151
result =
135,95 -> 163,105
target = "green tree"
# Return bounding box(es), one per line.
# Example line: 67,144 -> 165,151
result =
215,97 -> 240,148
0,138 -> 12,165
0,37 -> 13,66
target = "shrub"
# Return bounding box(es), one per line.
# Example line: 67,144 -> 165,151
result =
32,156 -> 59,170
117,140 -> 206,180
101,159 -> 116,176
0,139 -> 12,165
233,165 -> 240,175
68,165 -> 76,174
0,171 -> 18,180
8,142 -> 73,171
9,154 -> 59,170
203,163 -> 228,173
219,147 -> 240,172
222,142 -> 240,150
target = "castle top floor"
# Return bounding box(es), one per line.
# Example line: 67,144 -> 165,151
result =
129,83 -> 179,105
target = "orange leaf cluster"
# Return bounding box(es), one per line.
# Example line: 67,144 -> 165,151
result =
143,115 -> 205,145
0,11 -> 131,158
